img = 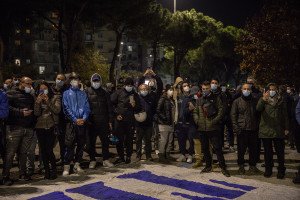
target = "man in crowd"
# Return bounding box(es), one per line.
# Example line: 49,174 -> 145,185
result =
85,73 -> 114,168
231,83 -> 261,175
0,89 -> 9,173
3,79 -> 13,91
111,78 -> 142,164
193,81 -> 230,177
62,73 -> 90,176
3,77 -> 35,185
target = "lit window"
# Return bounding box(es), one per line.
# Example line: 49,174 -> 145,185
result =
51,12 -> 58,19
128,45 -> 133,52
26,29 -> 30,34
15,59 -> 21,66
15,40 -> 21,46
26,59 -> 30,64
85,34 -> 92,41
39,66 -> 45,74
16,29 -> 20,34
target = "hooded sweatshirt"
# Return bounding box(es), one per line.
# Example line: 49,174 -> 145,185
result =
173,77 -> 183,101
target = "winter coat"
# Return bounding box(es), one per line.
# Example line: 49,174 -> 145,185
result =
85,87 -> 113,126
296,99 -> 300,125
138,75 -> 163,102
176,93 -> 192,124
230,95 -> 259,134
63,87 -> 90,123
193,93 -> 224,132
0,90 -> 9,119
156,95 -> 175,126
111,88 -> 142,124
6,88 -> 35,128
137,93 -> 157,127
52,84 -> 68,124
173,77 -> 183,101
256,96 -> 289,139
34,95 -> 61,129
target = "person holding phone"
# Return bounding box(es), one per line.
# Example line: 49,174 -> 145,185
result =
2,77 -> 35,185
257,82 -> 289,179
34,81 -> 61,179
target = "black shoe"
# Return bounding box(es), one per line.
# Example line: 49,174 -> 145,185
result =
293,173 -> 300,184
146,156 -> 154,161
44,172 -> 51,180
264,167 -> 272,178
249,166 -> 262,175
125,157 -> 131,164
114,157 -> 125,164
51,170 -> 58,180
27,168 -> 34,176
238,165 -> 245,175
2,177 -> 14,186
136,155 -> 141,161
158,153 -> 170,164
19,174 -> 31,181
201,166 -> 212,173
277,167 -> 286,179
221,168 -> 231,177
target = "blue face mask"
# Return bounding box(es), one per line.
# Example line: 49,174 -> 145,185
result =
3,84 -> 8,90
56,80 -> 64,87
270,91 -> 276,97
140,91 -> 148,97
92,82 -> 100,89
125,86 -> 133,92
211,84 -> 217,90
202,90 -> 210,96
24,87 -> 31,94
242,90 -> 251,97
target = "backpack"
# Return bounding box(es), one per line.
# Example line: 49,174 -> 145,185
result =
199,97 -> 218,118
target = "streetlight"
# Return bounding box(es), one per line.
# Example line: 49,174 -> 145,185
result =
116,41 -> 124,86
174,0 -> 176,13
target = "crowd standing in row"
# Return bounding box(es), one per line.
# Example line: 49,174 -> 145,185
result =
0,69 -> 300,186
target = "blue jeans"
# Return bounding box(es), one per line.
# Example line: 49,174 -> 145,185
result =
27,132 -> 44,170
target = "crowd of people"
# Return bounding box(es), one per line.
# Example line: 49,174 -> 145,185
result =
0,69 -> 300,186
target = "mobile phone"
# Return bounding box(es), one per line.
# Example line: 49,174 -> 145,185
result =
40,89 -> 44,94
129,95 -> 134,103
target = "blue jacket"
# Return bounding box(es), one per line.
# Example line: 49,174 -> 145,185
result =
0,90 -> 9,119
63,87 -> 90,123
176,93 -> 194,125
296,99 -> 300,125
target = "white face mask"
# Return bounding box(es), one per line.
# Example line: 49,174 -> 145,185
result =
70,80 -> 79,88
92,82 -> 100,89
43,90 -> 48,95
221,87 -> 226,92
167,90 -> 174,97
24,87 -> 31,93
183,86 -> 190,92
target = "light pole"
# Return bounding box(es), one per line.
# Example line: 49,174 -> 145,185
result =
174,0 -> 176,13
116,42 -> 124,87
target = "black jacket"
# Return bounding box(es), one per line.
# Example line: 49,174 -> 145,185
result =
138,75 -> 163,102
111,88 -> 142,124
230,95 -> 259,133
156,95 -> 175,125
85,87 -> 113,126
6,88 -> 35,128
51,84 -> 68,124
137,93 -> 157,127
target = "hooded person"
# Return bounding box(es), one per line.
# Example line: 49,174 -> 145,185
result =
85,73 -> 114,168
173,77 -> 183,101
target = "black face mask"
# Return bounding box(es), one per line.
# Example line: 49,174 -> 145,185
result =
247,83 -> 254,88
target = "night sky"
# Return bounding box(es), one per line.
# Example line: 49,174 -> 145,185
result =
157,0 -> 264,28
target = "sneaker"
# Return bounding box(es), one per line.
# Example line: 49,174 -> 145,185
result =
228,146 -> 235,153
238,165 -> 245,175
103,160 -> 114,168
125,157 -> 131,164
201,166 -> 212,173
73,162 -> 84,173
155,150 -> 160,155
146,156 -> 154,161
63,165 -> 70,176
19,174 -> 31,181
221,168 -> 231,177
264,167 -> 272,178
186,155 -> 193,163
89,161 -> 97,169
248,166 -> 262,175
114,157 -> 125,164
176,154 -> 186,162
2,177 -> 14,186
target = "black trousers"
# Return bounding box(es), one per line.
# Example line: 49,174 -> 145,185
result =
115,120 -> 134,158
262,138 -> 285,170
88,125 -> 110,161
176,124 -> 195,156
57,122 -> 67,160
200,130 -> 226,168
237,130 -> 258,166
136,126 -> 152,158
36,128 -> 56,171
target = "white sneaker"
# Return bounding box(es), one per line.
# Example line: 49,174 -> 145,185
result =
176,154 -> 186,162
89,161 -> 97,169
63,165 -> 70,176
155,150 -> 160,155
103,160 -> 114,168
186,155 -> 193,163
73,162 -> 84,173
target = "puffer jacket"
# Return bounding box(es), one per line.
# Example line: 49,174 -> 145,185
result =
193,93 -> 224,131
256,96 -> 289,139
6,88 -> 35,128
156,95 -> 175,125
230,95 -> 259,133
85,86 -> 113,126
111,88 -> 142,124
137,93 -> 157,127
34,95 -> 61,129
0,90 -> 9,119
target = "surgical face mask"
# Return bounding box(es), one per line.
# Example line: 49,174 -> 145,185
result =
125,86 -> 132,92
70,80 -> 79,88
221,87 -> 226,92
148,81 -> 155,87
24,87 -> 31,93
92,82 -> 100,89
202,90 -> 210,96
287,90 -> 291,94
183,86 -> 190,92
167,90 -> 174,97
3,84 -> 8,90
14,80 -> 19,85
43,90 -> 48,95
140,91 -> 148,97
242,90 -> 251,97
56,79 -> 64,87
270,90 -> 276,97
211,84 -> 217,90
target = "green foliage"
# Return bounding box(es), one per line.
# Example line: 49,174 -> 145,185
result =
120,70 -> 143,80
71,49 -> 110,83
235,0 -> 300,86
